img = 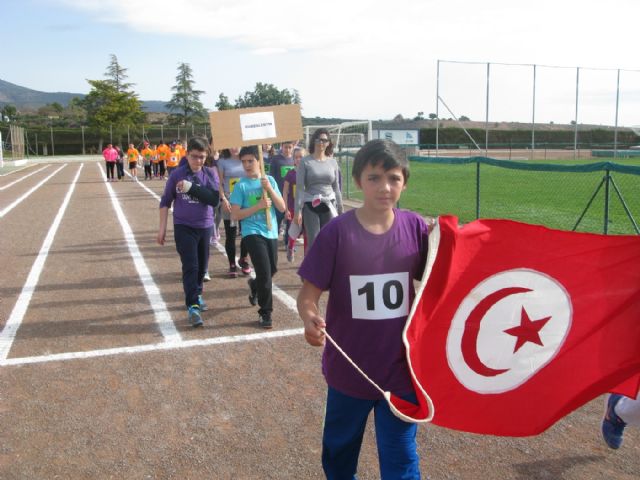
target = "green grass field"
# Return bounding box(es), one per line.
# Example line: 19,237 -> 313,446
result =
340,157 -> 640,235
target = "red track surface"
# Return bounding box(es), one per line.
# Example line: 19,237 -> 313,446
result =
0,161 -> 637,479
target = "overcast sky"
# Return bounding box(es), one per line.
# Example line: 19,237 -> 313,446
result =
4,0 -> 640,126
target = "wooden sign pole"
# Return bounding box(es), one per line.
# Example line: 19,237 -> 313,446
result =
257,146 -> 271,229
209,104 -> 303,232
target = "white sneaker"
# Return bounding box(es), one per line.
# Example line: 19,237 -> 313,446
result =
203,272 -> 211,282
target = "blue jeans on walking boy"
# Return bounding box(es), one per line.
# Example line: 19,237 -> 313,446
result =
322,386 -> 420,480
173,224 -> 212,307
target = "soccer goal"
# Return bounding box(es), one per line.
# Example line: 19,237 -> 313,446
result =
303,120 -> 372,151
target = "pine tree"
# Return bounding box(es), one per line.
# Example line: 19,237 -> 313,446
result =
166,63 -> 207,125
104,54 -> 134,93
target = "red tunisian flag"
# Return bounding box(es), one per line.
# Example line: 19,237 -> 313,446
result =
388,215 -> 640,436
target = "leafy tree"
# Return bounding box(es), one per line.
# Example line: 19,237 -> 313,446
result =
413,111 -> 424,120
1,104 -> 17,122
37,102 -> 64,116
215,93 -> 233,111
459,115 -> 470,121
166,63 -> 208,126
82,56 -> 144,142
104,54 -> 134,93
233,82 -> 301,108
81,79 -> 145,144
393,114 -> 404,122
428,113 -> 437,120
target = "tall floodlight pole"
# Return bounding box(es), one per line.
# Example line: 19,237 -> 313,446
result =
484,62 -> 490,157
574,67 -> 580,159
436,60 -> 440,157
81,126 -> 85,155
531,64 -> 536,159
613,69 -> 620,159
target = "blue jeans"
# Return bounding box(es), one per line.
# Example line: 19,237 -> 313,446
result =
173,224 -> 212,307
322,387 -> 420,480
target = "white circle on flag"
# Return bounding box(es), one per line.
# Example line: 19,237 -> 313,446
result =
446,268 -> 572,394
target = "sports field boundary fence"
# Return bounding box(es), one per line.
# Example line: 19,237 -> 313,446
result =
336,152 -> 640,235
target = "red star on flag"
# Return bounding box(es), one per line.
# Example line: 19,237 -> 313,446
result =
504,307 -> 551,353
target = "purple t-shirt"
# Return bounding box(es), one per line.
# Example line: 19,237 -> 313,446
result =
159,165 -> 218,228
283,168 -> 297,214
269,153 -> 295,192
298,209 -> 429,399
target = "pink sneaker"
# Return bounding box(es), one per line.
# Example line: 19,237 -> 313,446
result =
228,265 -> 238,278
238,258 -> 252,276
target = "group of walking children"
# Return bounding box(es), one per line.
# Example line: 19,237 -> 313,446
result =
155,133 -> 639,479
155,133 -> 434,478
103,141 -> 186,181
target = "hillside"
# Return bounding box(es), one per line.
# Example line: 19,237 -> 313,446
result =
0,78 -> 169,113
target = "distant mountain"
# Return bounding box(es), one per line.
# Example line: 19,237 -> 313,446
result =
0,78 -> 169,113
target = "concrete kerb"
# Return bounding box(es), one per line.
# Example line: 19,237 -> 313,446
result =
20,155 -> 103,164
0,155 -> 102,175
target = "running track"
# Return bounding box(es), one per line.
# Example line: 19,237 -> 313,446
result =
0,160 -> 637,479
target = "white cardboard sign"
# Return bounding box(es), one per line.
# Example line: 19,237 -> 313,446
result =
240,111 -> 277,141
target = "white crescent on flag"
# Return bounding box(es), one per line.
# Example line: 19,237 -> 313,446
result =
446,269 -> 572,394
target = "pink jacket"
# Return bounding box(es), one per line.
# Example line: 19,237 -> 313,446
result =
103,147 -> 118,162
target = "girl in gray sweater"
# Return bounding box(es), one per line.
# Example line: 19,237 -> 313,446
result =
294,128 -> 343,252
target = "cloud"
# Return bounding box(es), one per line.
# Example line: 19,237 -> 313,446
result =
58,0 -> 383,54
51,0 -> 640,122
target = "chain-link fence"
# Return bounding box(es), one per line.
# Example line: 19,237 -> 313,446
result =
0,124 -> 211,156
336,152 -> 640,235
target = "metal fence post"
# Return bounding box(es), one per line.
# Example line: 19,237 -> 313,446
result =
476,158 -> 481,219
604,169 -> 611,234
50,124 -> 55,156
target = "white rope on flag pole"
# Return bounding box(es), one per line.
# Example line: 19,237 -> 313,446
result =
320,327 -> 387,398
321,327 -> 434,424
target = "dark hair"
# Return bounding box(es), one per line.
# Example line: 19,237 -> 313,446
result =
187,136 -> 209,152
308,128 -> 334,156
239,145 -> 259,159
352,139 -> 409,183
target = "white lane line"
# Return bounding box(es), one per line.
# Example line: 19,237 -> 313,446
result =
0,165 -> 50,191
0,164 -> 67,218
212,241 -> 299,313
0,164 -> 33,177
98,164 -> 182,343
0,327 -> 304,366
0,164 -> 83,361
0,171 -> 306,366
124,171 -> 162,202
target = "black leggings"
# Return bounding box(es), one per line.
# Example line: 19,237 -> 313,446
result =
223,219 -> 248,266
244,235 -> 278,315
105,161 -> 115,179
